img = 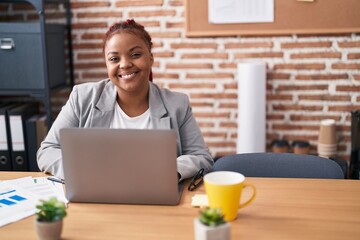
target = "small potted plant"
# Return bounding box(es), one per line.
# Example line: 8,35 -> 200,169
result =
35,197 -> 67,240
194,207 -> 230,240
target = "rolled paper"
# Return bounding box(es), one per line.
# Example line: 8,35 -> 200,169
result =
237,62 -> 266,153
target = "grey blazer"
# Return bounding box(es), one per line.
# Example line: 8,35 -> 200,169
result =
37,79 -> 213,180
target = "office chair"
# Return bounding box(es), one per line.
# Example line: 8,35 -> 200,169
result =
213,152 -> 345,179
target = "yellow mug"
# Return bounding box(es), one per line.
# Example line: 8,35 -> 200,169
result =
204,171 -> 256,221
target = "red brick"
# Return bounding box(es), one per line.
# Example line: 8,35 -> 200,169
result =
273,105 -> 323,111
190,102 -> 214,108
338,41 -> 360,48
72,22 -> 107,30
71,2 -> 111,8
198,122 -> 215,128
166,63 -> 213,69
207,141 -> 236,148
186,73 -> 233,79
235,52 -> 283,59
219,63 -> 237,69
276,85 -> 328,91
267,94 -> 293,101
219,103 -> 237,109
168,0 -> 183,6
336,86 -> 360,92
347,53 -> 360,59
224,42 -> 273,49
267,114 -> 285,120
81,33 -> 104,40
219,122 -> 237,128
115,0 -> 163,7
298,95 -> 350,101
166,22 -> 184,28
150,32 -> 181,38
153,73 -> 179,79
153,52 -> 174,58
354,75 -> 360,81
170,43 -> 217,49
290,115 -> 341,121
274,63 -> 326,70
290,52 -> 341,59
129,10 -> 176,17
182,53 -> 228,59
202,132 -> 227,138
281,41 -> 332,48
139,21 -> 161,27
77,12 -> 122,18
273,124 -> 319,131
332,63 -> 360,70
329,105 -> 360,112
191,93 -> 237,99
296,74 -> 348,80
267,73 -> 291,80
223,83 -> 237,90
168,83 -> 216,89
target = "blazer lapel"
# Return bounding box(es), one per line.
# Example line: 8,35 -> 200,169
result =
149,83 -> 171,129
90,82 -> 116,128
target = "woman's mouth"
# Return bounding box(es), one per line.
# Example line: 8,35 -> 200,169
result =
119,71 -> 137,80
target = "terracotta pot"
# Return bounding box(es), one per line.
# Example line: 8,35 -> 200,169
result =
194,218 -> 230,240
35,219 -> 63,240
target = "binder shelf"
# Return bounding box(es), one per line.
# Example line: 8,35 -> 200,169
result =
0,0 -> 73,128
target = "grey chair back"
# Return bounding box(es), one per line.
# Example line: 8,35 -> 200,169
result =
213,153 -> 345,179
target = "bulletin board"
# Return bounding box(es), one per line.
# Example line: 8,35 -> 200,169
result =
185,0 -> 360,37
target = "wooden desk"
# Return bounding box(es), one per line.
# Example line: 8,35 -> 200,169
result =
1,172 -> 360,239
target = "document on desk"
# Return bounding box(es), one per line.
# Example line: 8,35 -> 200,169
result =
0,183 -> 40,227
0,177 -> 67,227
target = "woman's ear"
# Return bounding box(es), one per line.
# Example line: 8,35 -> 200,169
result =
150,53 -> 154,65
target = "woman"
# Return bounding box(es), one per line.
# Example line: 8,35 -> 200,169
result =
37,19 -> 213,180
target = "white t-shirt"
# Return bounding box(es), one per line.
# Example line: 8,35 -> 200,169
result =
110,103 -> 152,129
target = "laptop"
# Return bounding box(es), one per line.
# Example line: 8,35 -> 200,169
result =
59,128 -> 183,205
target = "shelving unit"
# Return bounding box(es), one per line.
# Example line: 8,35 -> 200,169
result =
0,0 -> 74,127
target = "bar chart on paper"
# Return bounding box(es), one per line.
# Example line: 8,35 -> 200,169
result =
0,184 -> 39,227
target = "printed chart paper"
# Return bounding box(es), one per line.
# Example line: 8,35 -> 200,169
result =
0,183 -> 39,227
209,0 -> 274,24
0,177 -> 67,227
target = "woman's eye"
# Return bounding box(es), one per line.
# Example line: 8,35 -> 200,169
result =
109,57 -> 119,62
131,52 -> 142,58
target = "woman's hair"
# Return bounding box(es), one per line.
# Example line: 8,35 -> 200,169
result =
103,19 -> 153,81
103,19 -> 153,53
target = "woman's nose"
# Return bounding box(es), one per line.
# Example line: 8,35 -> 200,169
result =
120,57 -> 132,68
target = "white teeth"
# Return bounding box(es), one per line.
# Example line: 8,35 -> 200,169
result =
121,72 -> 136,79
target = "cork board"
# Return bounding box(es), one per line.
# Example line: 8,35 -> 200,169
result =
185,0 -> 360,37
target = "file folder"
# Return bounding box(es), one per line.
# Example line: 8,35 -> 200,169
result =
25,114 -> 48,172
8,102 -> 39,171
0,102 -> 21,171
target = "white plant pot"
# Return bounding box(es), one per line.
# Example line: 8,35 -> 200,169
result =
35,219 -> 63,240
194,218 -> 231,240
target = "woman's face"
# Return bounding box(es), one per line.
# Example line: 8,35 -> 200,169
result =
104,32 -> 153,95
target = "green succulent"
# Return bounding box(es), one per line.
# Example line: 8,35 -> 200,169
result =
199,207 -> 226,227
36,197 -> 67,222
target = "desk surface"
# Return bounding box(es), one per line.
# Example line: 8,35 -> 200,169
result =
1,172 -> 360,240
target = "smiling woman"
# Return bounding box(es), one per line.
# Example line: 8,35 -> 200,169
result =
36,19 -> 214,182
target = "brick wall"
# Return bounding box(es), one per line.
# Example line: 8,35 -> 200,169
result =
2,0 -> 360,161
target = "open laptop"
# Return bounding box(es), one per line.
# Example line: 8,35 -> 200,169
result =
59,128 -> 183,205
